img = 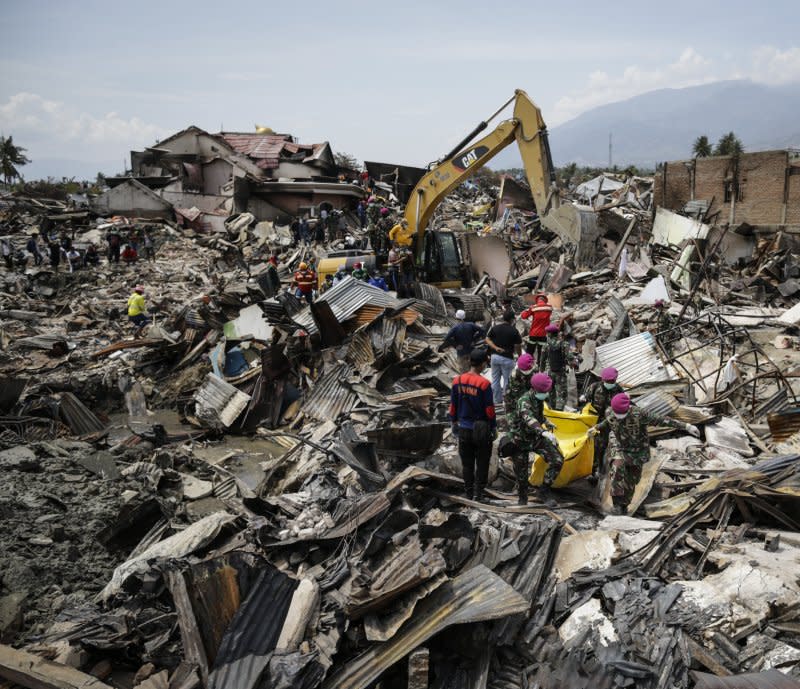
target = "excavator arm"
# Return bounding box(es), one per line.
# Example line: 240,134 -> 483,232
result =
404,89 -> 598,270
405,89 -> 560,249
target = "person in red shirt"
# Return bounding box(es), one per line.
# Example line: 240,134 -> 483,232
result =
449,348 -> 497,502
521,294 -> 553,367
291,261 -> 316,304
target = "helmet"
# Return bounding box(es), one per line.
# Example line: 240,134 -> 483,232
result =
610,393 -> 631,414
299,261 -> 308,270
654,299 -> 665,308
517,353 -> 534,373
535,294 -> 548,304
354,262 -> 362,269
455,309 -> 466,320
601,367 -> 618,382
545,324 -> 559,334
531,373 -> 553,392
469,348 -> 488,365
134,284 -> 145,293
380,207 -> 389,216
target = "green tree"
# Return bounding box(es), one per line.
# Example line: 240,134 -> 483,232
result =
714,132 -> 744,157
692,135 -> 712,158
0,135 -> 30,185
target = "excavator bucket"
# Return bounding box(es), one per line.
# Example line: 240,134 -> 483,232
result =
541,205 -> 599,270
529,404 -> 598,487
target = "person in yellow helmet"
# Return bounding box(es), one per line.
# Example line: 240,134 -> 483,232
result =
127,284 -> 149,337
292,261 -> 316,304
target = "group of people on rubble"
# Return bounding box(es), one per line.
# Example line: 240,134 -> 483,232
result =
0,227 -> 158,273
447,296 -> 700,514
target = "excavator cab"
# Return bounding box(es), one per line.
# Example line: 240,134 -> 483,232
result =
415,230 -> 464,288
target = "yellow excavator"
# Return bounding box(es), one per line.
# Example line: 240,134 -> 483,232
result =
317,89 -> 595,288
405,88 -> 596,287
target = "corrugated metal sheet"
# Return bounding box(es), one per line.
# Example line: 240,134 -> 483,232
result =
302,363 -> 357,423
346,331 -> 375,368
208,564 -> 298,689
293,276 -> 401,336
692,670 -> 800,689
636,391 -> 680,418
194,374 -> 251,429
595,332 -> 676,386
403,337 -> 432,358
413,282 -> 447,316
768,407 -> 800,442
58,392 -> 106,434
756,388 -> 791,419
323,565 -> 528,689
219,132 -> 321,171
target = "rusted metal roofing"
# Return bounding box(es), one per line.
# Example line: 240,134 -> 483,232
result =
692,670 -> 800,689
595,332 -> 677,386
301,363 -> 357,423
219,133 -> 324,170
768,406 -> 800,442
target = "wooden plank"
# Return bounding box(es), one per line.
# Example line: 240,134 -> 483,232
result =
90,339 -> 161,359
685,636 -> 733,677
611,217 -> 637,264
163,570 -> 209,688
0,643 -> 114,689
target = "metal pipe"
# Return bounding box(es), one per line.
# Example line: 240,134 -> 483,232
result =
440,93 -> 516,162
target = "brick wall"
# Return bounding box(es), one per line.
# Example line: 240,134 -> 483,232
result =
654,150 -> 799,226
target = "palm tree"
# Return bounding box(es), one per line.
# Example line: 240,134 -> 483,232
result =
714,132 -> 744,157
692,135 -> 712,158
0,136 -> 30,185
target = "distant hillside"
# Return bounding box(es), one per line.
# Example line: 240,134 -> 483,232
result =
492,80 -> 800,169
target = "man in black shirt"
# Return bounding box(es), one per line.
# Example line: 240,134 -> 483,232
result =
486,310 -> 522,407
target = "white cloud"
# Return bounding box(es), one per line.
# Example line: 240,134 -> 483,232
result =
552,48 -> 717,124
750,46 -> 800,84
0,92 -> 167,158
551,45 -> 800,125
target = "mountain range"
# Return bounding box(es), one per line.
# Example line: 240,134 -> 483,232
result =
492,80 -> 800,170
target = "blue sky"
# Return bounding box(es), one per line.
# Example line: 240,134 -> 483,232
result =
2,0 -> 800,178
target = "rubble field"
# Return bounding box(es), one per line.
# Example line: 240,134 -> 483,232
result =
2,178 -> 800,689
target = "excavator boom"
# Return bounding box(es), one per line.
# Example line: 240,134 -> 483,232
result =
404,89 -> 560,248
402,89 -> 598,281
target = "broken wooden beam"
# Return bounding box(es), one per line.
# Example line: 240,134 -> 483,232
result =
0,643 -> 114,689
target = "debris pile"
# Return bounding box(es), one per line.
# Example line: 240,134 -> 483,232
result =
2,165 -> 800,689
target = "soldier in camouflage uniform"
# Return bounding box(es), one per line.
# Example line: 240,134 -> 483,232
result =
374,213 -> 394,255
508,373 -> 563,505
544,324 -> 578,411
580,367 -> 623,479
503,353 -> 536,424
590,393 -> 699,514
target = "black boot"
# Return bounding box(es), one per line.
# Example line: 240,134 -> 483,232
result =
517,483 -> 529,505
532,485 -> 557,507
474,484 -> 486,503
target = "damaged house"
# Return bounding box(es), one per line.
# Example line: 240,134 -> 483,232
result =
94,126 -> 364,227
